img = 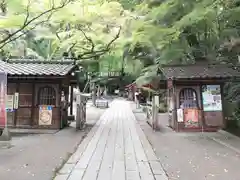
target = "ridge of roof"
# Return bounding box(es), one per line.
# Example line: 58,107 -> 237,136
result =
4,58 -> 76,65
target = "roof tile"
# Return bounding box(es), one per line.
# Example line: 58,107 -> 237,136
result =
161,64 -> 240,79
0,59 -> 76,76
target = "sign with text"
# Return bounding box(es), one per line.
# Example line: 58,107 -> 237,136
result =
39,105 -> 52,125
6,95 -> 14,110
13,92 -> 19,109
202,85 -> 222,111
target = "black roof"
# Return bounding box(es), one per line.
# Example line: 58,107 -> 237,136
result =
161,64 -> 240,79
0,59 -> 76,76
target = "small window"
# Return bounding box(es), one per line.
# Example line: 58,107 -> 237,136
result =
38,86 -> 56,105
179,88 -> 198,109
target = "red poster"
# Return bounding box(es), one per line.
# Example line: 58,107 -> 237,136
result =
0,72 -> 7,128
184,109 -> 199,128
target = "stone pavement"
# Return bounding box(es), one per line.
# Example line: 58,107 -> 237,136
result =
55,99 -> 168,180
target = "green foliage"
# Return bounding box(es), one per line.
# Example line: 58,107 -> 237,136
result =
122,0 -> 240,94
0,0 -> 133,59
1,0 -> 240,100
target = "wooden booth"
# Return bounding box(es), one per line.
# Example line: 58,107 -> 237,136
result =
159,63 -> 240,132
0,59 -> 78,129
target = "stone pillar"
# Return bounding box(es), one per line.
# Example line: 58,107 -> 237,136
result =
76,94 -> 87,130
91,83 -> 96,106
152,95 -> 159,130
104,86 -> 107,96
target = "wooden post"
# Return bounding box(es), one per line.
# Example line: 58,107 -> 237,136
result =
172,81 -> 178,131
30,83 -> 35,126
152,95 -> 159,130
76,94 -> 81,130
91,83 -> 96,106
14,83 -> 20,127
70,86 -> 74,115
199,83 -> 205,131
75,93 -> 87,130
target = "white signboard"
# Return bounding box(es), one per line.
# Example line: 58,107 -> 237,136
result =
154,96 -> 159,106
6,95 -> 14,109
202,85 -> 222,111
14,92 -> 19,109
177,108 -> 184,122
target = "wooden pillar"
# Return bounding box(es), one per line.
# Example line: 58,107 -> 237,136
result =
199,83 -> 205,130
220,83 -> 226,129
172,80 -> 178,131
30,83 -> 35,126
14,83 -> 20,126
70,86 -> 74,115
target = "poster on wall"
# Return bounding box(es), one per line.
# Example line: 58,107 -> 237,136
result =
177,109 -> 184,122
184,109 -> 199,127
39,105 -> 52,125
202,85 -> 222,111
6,95 -> 14,110
0,72 -> 7,128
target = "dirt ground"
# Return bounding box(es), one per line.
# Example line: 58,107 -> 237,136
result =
0,106 -> 105,180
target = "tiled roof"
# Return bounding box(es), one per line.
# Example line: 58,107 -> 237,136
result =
161,64 -> 240,79
0,59 -> 76,76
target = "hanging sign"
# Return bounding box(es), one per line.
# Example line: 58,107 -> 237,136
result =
6,95 -> 14,110
39,105 -> 52,125
13,92 -> 19,109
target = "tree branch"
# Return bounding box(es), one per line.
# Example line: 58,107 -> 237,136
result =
0,0 -> 73,49
0,12 -> 54,49
78,26 -> 121,60
76,25 -> 95,52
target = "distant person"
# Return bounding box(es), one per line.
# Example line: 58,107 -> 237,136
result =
135,91 -> 140,108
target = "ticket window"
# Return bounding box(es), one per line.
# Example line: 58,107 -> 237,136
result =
179,88 -> 198,109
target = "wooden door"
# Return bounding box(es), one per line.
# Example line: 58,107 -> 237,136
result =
16,83 -> 33,126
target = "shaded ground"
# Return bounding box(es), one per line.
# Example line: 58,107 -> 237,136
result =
225,127 -> 240,138
133,109 -> 240,180
0,106 -> 105,180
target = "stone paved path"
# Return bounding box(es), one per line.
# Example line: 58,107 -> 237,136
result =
55,99 -> 168,180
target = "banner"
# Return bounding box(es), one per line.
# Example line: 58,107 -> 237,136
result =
0,72 -> 7,127
39,105 -> 52,125
6,95 -> 14,110
177,109 -> 184,122
184,109 -> 199,128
